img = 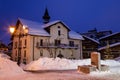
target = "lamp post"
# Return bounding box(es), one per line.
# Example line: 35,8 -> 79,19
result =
9,26 -> 28,65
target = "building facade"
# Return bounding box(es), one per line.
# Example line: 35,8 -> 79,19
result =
11,18 -> 84,64
80,28 -> 120,59
81,28 -> 112,40
98,32 -> 120,59
82,35 -> 99,58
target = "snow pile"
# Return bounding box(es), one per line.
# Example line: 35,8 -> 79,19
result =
25,57 -> 74,70
25,57 -> 91,70
0,53 -> 25,76
24,57 -> 120,80
90,60 -> 120,80
101,59 -> 120,67
0,54 -> 120,80
25,57 -> 120,72
115,57 -> 120,62
0,52 -> 11,59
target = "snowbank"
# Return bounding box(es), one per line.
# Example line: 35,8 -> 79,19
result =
24,57 -> 90,70
0,52 -> 11,59
24,57 -> 120,80
0,53 -> 120,80
24,57 -> 120,72
0,53 -> 25,76
115,57 -> 120,62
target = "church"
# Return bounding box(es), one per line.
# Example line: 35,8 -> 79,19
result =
11,8 -> 84,64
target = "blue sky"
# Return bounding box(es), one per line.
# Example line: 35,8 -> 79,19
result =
0,0 -> 120,44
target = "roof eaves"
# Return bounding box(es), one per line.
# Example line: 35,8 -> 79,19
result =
43,20 -> 71,31
99,32 -> 120,40
83,35 -> 100,44
98,42 -> 120,51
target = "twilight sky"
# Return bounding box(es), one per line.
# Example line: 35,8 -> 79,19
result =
0,0 -> 120,44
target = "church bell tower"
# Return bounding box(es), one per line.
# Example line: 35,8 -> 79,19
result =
42,8 -> 50,24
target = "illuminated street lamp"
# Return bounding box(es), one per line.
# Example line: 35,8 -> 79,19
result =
9,27 -> 15,33
9,26 -> 28,65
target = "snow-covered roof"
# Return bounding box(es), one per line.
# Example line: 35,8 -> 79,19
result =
99,32 -> 120,40
98,42 -> 120,50
28,28 -> 50,36
42,20 -> 71,31
18,18 -> 83,40
18,18 -> 50,36
41,20 -> 60,28
69,31 -> 84,40
82,35 -> 100,44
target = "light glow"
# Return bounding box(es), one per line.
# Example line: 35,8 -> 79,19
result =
23,25 -> 28,33
23,25 -> 26,30
9,27 -> 15,33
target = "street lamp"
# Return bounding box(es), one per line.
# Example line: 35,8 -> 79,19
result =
9,27 -> 15,33
9,26 -> 28,65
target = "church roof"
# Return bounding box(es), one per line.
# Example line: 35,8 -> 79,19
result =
42,8 -> 50,23
42,8 -> 50,19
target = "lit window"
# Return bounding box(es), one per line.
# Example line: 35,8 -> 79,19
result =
83,46 -> 86,49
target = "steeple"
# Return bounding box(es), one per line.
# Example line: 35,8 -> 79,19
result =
42,8 -> 50,24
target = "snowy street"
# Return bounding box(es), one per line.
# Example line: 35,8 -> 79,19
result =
0,53 -> 120,80
0,69 -> 112,80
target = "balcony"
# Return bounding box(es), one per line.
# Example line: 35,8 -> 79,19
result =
36,42 -> 79,49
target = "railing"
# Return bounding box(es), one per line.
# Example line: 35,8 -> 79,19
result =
36,42 -> 79,49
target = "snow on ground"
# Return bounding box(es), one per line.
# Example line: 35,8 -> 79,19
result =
0,53 -> 25,77
0,53 -> 120,80
24,57 -> 120,71
90,60 -> 120,80
24,57 -> 120,80
24,57 -> 91,70
115,57 -> 120,62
